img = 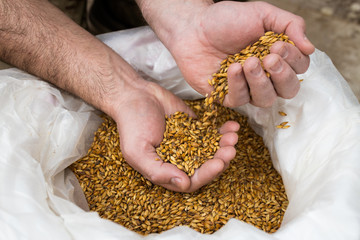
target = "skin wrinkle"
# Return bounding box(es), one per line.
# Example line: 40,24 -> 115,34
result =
281,20 -> 294,37
262,4 -> 278,32
260,2 -> 293,34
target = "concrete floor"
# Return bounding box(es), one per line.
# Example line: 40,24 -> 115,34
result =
1,0 -> 359,99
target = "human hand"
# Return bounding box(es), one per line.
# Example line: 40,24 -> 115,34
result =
112,80 -> 239,192
138,0 -> 315,108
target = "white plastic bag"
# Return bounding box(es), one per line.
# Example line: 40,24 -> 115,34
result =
1,26 -> 360,240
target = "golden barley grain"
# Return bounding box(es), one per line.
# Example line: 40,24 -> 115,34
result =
280,122 -> 289,126
70,32 -> 290,236
70,99 -> 288,235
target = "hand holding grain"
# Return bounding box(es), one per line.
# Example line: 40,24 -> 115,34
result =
114,81 -> 238,192
145,1 -> 315,108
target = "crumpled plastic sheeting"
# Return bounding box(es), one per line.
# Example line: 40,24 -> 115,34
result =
1,26 -> 360,240
0,70 -> 102,239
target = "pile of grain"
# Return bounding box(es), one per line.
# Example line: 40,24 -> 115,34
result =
70,100 -> 288,235
70,32 -> 291,235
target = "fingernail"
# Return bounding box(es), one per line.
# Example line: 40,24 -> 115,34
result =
279,45 -> 288,58
171,177 -> 182,187
270,59 -> 282,72
250,62 -> 262,76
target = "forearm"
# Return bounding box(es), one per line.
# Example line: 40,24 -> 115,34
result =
0,0 -> 141,117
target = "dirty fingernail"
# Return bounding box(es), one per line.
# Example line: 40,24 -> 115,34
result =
250,62 -> 262,76
270,59 -> 282,72
279,45 -> 288,58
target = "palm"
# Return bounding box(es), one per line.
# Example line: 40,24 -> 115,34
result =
169,2 -> 262,96
113,81 -> 239,192
115,82 -> 193,168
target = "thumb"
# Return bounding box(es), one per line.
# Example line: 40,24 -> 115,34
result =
125,147 -> 191,192
147,82 -> 197,118
262,3 -> 315,55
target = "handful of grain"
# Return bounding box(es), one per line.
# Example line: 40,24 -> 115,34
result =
207,31 -> 293,105
157,32 -> 293,176
155,111 -> 220,176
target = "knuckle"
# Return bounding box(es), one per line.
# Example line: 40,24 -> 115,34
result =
255,78 -> 272,89
147,172 -> 162,184
282,85 -> 300,99
294,15 -> 306,27
255,1 -> 271,9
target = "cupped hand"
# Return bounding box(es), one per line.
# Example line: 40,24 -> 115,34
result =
112,80 -> 239,192
165,1 -> 315,108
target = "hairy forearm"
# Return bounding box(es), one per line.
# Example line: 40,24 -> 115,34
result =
0,0 -> 140,117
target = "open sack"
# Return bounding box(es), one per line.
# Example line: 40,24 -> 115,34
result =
1,26 -> 360,240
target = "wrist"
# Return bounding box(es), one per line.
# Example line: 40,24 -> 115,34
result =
135,0 -> 213,49
96,52 -> 149,120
